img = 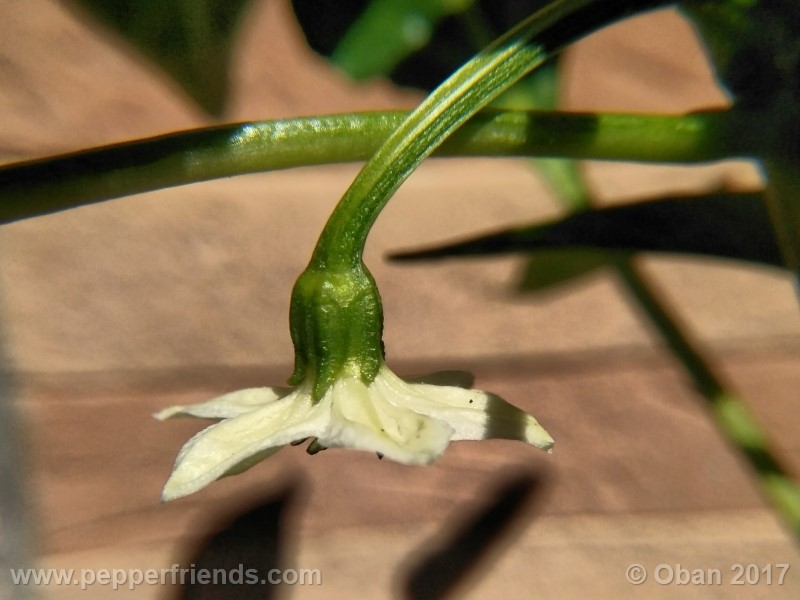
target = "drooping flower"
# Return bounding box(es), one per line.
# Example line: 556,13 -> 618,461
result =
157,261 -> 553,501
156,363 -> 553,501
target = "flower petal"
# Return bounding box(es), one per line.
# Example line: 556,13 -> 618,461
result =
372,366 -> 554,451
161,383 -> 329,501
321,375 -> 454,464
154,387 -> 287,421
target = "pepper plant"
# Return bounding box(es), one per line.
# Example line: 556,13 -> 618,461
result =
1,0 -> 799,534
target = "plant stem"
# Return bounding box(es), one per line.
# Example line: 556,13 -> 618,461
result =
614,258 -> 800,537
309,0 -> 673,269
0,109 -> 740,226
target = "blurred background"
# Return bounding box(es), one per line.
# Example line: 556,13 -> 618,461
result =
1,0 -> 799,597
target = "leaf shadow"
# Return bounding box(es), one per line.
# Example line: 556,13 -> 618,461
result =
399,470 -> 548,600
164,480 -> 302,600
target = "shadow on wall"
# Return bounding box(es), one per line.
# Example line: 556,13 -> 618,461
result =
400,470 -> 547,599
168,481 -> 299,600
165,470 -> 547,599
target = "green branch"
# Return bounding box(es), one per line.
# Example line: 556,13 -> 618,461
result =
307,0 -> 674,268
0,109 -> 743,225
614,259 -> 800,536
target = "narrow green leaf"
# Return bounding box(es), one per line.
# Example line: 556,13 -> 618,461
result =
615,259 -> 800,537
69,0 -> 253,116
391,192 -> 785,269
292,0 -> 552,90
330,0 -> 475,80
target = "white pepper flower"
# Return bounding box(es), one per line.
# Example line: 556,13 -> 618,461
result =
158,263 -> 553,501
156,363 -> 552,501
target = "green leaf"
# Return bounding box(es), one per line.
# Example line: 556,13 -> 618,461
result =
292,0 -> 553,89
329,0 -> 476,81
390,191 -> 785,269
69,0 -> 253,116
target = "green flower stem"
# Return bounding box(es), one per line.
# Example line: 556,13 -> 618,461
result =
289,0 -> 672,392
0,109 -> 742,226
308,0 -> 673,269
614,258 -> 800,537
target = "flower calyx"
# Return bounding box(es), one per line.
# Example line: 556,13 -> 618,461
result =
289,262 -> 384,399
